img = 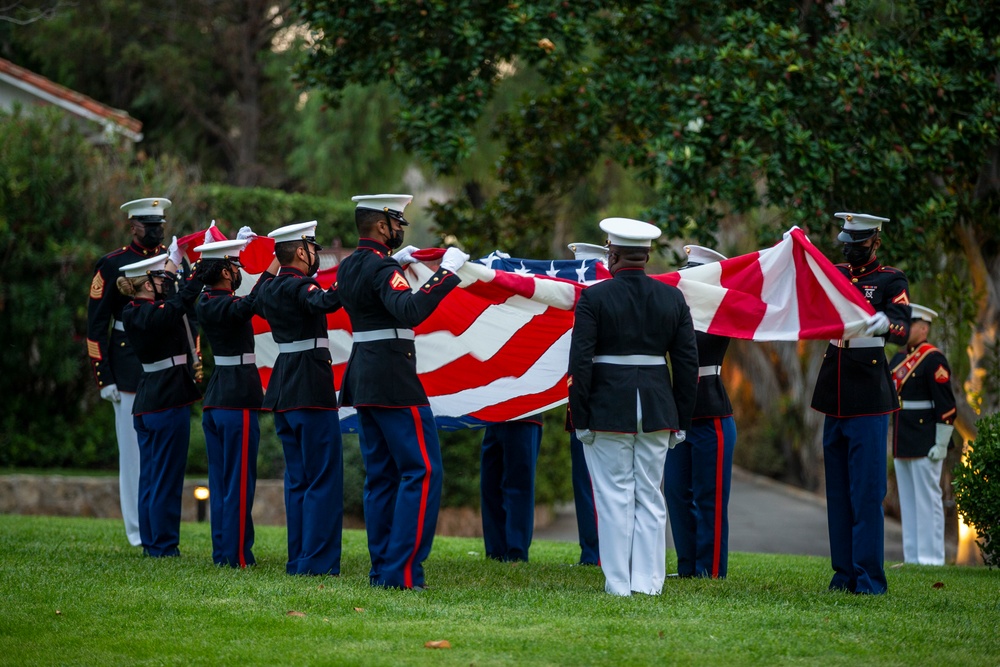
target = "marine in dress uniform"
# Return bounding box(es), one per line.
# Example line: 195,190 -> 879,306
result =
194,235 -> 278,568
889,304 -> 956,566
566,242 -> 608,566
810,212 -> 910,595
86,197 -> 170,547
257,221 -> 344,576
663,245 -> 737,579
118,253 -> 204,557
479,417 -> 543,562
337,194 -> 467,590
568,218 -> 699,596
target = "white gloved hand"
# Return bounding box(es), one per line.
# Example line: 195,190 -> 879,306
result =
203,220 -> 217,243
236,225 -> 256,241
441,247 -> 470,273
668,430 -> 687,449
863,311 -> 890,336
391,245 -> 420,266
100,384 -> 121,403
929,424 -> 955,462
168,235 -> 184,266
575,429 -> 596,446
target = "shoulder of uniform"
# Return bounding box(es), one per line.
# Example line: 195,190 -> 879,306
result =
877,265 -> 906,277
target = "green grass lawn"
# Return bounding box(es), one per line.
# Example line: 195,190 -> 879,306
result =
0,515 -> 996,666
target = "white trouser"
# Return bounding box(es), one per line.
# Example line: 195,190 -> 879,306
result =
113,391 -> 142,546
895,457 -> 945,565
583,429 -> 670,596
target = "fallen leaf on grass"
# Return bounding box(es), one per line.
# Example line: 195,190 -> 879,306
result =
889,563 -> 904,570
354,607 -> 365,613
318,584 -> 324,590
55,610 -> 61,616
425,640 -> 452,649
658,631 -> 664,639
287,610 -> 306,617
932,582 -> 945,589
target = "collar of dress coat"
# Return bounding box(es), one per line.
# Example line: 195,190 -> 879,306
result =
357,237 -> 390,255
277,266 -> 308,278
848,255 -> 880,278
611,266 -> 647,277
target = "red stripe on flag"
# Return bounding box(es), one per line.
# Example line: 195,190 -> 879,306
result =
708,252 -> 767,337
790,230 -> 860,338
468,381 -> 568,422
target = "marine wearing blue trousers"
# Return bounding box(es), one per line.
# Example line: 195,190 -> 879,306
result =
195,236 -> 277,567
568,427 -> 600,565
664,245 -> 736,579
337,194 -> 465,590
258,221 -> 344,576
119,252 -> 203,558
811,212 -> 910,595
480,419 -> 542,562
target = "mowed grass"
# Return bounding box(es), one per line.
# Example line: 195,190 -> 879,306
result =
0,515 -> 997,666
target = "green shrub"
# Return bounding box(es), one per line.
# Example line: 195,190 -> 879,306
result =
191,184 -> 357,245
953,412 -> 1000,567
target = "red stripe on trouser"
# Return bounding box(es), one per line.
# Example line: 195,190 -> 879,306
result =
403,406 -> 432,588
238,409 -> 249,568
712,418 -> 724,578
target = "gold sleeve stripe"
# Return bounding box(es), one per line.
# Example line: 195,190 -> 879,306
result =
90,273 -> 104,299
87,339 -> 102,360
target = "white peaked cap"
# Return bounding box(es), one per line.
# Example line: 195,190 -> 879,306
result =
120,197 -> 171,219
268,221 -> 318,244
835,212 -> 889,242
120,253 -> 170,278
351,194 -> 413,214
567,242 -> 607,261
910,303 -> 938,323
598,217 -> 661,248
684,245 -> 727,265
193,239 -> 246,261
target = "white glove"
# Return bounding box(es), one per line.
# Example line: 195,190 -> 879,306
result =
575,429 -> 595,446
668,430 -> 687,449
203,220 -> 218,243
391,245 -> 420,266
236,225 -> 256,241
863,311 -> 890,336
440,247 -> 470,273
100,384 -> 121,403
168,235 -> 184,266
929,424 -> 955,462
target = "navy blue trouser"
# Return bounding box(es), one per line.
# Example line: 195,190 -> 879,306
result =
274,409 -> 343,576
134,405 -> 191,557
358,405 -> 443,589
569,432 -> 600,565
664,416 -> 737,578
823,414 -> 889,594
480,422 -> 542,562
203,407 -> 259,567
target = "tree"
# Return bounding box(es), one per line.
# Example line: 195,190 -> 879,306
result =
4,1 -> 299,187
295,0 -> 1000,487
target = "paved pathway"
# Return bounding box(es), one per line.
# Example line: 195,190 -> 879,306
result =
535,466 -> 905,561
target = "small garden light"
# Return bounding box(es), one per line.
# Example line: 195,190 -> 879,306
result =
193,486 -> 209,523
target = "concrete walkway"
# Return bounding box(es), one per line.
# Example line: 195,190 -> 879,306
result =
535,466 -> 905,561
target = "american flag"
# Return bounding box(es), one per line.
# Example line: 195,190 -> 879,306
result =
207,227 -> 873,432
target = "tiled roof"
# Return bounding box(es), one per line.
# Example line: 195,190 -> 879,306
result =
0,56 -> 142,141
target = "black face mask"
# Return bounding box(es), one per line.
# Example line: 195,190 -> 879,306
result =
138,224 -> 165,249
304,243 -> 320,277
153,272 -> 177,300
229,264 -> 243,291
386,224 -> 404,250
842,243 -> 873,267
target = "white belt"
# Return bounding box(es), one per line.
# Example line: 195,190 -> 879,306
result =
699,365 -> 722,377
832,337 -> 885,349
214,353 -> 257,367
277,338 -> 330,353
142,354 -> 187,373
352,328 -> 415,343
901,400 -> 934,410
593,354 -> 666,366
113,319 -> 125,332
